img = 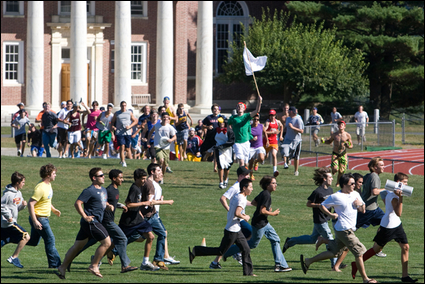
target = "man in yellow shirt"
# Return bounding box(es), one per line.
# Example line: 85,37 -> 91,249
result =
27,164 -> 62,268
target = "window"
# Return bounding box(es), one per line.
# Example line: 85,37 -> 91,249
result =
131,1 -> 147,17
131,43 -> 147,84
3,41 -> 24,85
3,1 -> 24,15
59,1 -> 95,15
110,41 -> 115,73
215,1 -> 249,74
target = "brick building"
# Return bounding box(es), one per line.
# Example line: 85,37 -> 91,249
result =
1,1 -> 286,118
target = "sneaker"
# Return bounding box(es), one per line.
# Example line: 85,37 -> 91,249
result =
152,260 -> 168,270
273,171 -> 279,177
294,171 -> 299,176
62,154 -> 67,159
254,164 -> 258,171
166,167 -> 173,173
375,251 -> 386,257
17,150 -> 21,156
8,256 -> 24,268
284,163 -> 289,169
140,261 -> 160,271
209,261 -> 222,269
232,253 -> 243,265
401,276 -> 418,283
224,180 -> 228,187
219,182 -> 225,189
102,154 -> 107,159
250,173 -> 255,181
282,237 -> 290,254
274,264 -> 292,272
164,256 -> 180,265
122,161 -> 127,167
59,155 -> 62,159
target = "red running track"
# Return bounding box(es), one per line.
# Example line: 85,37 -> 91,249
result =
279,149 -> 424,176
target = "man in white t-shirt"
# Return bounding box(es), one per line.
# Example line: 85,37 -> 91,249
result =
354,105 -> 369,145
57,100 -> 73,158
147,112 -> 176,178
300,174 -> 377,284
189,179 -> 256,276
330,107 -> 342,134
351,173 -> 417,283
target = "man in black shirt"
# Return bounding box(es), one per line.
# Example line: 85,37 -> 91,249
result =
118,169 -> 159,271
27,123 -> 45,157
282,168 -> 338,269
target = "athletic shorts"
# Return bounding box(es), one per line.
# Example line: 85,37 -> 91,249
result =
31,145 -> 45,157
233,141 -> 250,163
68,130 -> 81,144
265,144 -> 278,154
155,148 -> 170,165
187,152 -> 201,162
116,134 -> 131,148
14,133 -> 26,144
1,223 -> 28,244
373,223 -> 408,247
131,134 -> 139,149
249,146 -> 266,161
57,128 -> 68,145
356,125 -> 365,136
98,130 -> 112,144
86,129 -> 98,139
331,151 -> 348,174
76,219 -> 109,242
281,140 -> 302,160
119,219 -> 153,238
176,129 -> 189,145
328,229 -> 367,257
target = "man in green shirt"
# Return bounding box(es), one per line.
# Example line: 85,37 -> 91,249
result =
228,95 -> 262,167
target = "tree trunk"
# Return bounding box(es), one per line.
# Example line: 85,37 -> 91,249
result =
380,82 -> 392,120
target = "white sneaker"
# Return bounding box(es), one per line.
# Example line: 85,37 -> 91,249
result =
62,154 -> 67,159
122,161 -> 127,167
294,171 -> 299,176
284,163 -> 289,169
103,154 -> 107,159
17,150 -> 21,156
164,256 -> 180,265
59,155 -> 62,159
219,182 -> 225,189
375,251 -> 386,257
140,261 -> 160,271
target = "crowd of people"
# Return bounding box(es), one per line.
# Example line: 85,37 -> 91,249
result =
1,158 -> 417,282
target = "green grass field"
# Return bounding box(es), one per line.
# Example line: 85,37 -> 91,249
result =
1,156 -> 424,283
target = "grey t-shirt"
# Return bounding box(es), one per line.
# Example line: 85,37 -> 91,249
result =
12,116 -> 30,136
284,115 -> 304,143
362,172 -> 381,211
114,110 -> 132,136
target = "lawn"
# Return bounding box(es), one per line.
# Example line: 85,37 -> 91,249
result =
1,156 -> 423,283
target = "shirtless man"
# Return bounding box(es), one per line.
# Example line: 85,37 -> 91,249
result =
322,120 -> 353,187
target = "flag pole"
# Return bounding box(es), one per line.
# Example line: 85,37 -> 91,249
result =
244,41 -> 262,101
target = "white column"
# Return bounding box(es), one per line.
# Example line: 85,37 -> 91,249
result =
70,1 -> 87,104
94,31 -> 104,105
114,1 -> 132,107
26,1 -> 44,115
191,1 -> 213,114
156,1 -> 174,105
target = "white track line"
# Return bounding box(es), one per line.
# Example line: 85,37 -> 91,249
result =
409,163 -> 424,175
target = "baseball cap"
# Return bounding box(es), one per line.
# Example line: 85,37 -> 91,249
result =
269,109 -> 276,115
61,101 -> 66,106
163,96 -> 170,101
237,166 -> 252,176
288,106 -> 296,112
337,120 -> 346,126
107,103 -> 114,108
189,127 -> 195,132
17,102 -> 24,107
237,102 -> 246,109
312,107 -> 317,110
99,106 -> 105,111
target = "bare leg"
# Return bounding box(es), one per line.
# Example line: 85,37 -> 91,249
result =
11,233 -> 30,258
400,243 -> 409,278
89,237 -> 111,272
294,159 -> 299,172
21,141 -> 26,156
58,239 -> 89,277
333,248 -> 349,272
218,169 -> 224,183
143,232 -> 155,258
305,250 -> 335,267
120,146 -> 126,163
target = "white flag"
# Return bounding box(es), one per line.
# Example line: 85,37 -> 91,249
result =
243,47 -> 267,76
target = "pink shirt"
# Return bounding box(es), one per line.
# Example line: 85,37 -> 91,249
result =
86,109 -> 101,130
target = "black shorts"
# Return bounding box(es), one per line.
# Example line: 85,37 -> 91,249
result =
1,223 -> 28,244
57,128 -> 68,144
76,219 -> 109,242
119,219 -> 152,238
14,133 -> 26,144
373,223 -> 408,247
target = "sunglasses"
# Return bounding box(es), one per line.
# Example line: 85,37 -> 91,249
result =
253,119 -> 259,121
350,182 -> 355,185
95,174 -> 104,178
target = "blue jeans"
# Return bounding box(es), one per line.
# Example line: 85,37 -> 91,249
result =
27,216 -> 61,268
287,222 -> 337,267
42,131 -> 57,158
224,223 -> 289,268
80,220 -> 131,268
146,214 -> 166,262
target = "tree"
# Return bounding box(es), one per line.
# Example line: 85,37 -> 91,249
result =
286,1 -> 424,119
219,9 -> 369,106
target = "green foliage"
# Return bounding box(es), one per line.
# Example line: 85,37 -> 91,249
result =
219,9 -> 369,105
286,1 -> 425,118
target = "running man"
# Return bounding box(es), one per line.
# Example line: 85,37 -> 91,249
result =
281,106 -> 304,176
354,105 -> 369,145
322,120 -> 353,187
264,109 -> 283,177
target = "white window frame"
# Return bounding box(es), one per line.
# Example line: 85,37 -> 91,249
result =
58,1 -> 95,16
214,1 -> 250,74
3,1 -> 24,16
2,41 -> 24,86
130,42 -> 147,85
131,1 -> 148,18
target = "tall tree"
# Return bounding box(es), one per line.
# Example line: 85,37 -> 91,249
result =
286,1 -> 424,119
220,9 -> 369,106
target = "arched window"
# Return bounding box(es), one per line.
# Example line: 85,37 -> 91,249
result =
215,1 -> 249,74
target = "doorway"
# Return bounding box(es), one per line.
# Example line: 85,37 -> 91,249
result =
61,64 -> 89,103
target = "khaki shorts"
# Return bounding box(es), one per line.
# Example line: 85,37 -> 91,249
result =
155,148 -> 170,165
328,229 -> 367,257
